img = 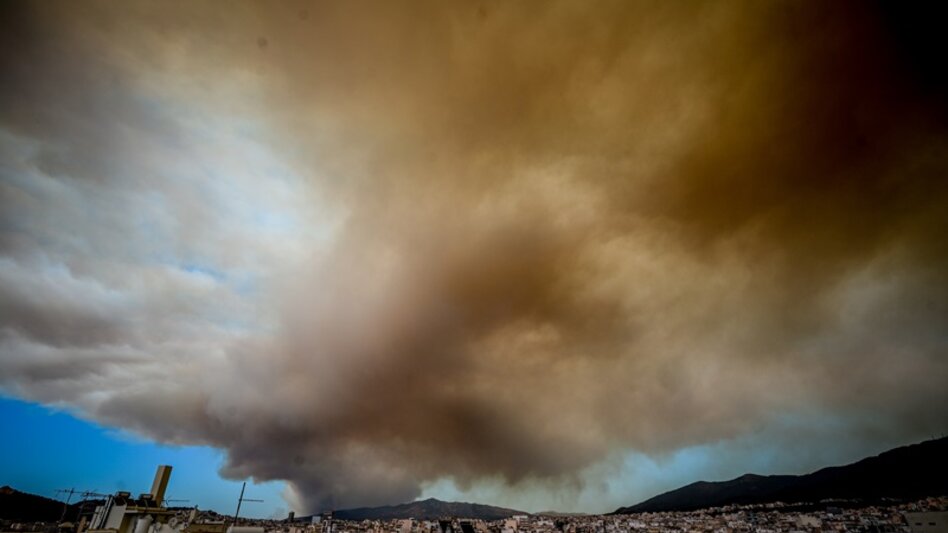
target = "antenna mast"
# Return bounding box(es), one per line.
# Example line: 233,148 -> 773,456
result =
232,482 -> 264,528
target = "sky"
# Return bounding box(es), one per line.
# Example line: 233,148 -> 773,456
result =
0,0 -> 946,517
0,396 -> 288,519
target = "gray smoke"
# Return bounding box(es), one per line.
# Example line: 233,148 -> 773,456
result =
1,0 -> 946,513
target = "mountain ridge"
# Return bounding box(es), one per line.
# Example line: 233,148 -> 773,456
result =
613,437 -> 948,514
0,486 -> 91,523
315,498 -> 528,521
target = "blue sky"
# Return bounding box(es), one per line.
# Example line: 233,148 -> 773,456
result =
0,396 -> 288,519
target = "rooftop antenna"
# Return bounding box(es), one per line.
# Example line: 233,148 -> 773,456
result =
55,488 -> 78,522
55,488 -> 111,525
74,490 -> 109,512
232,482 -> 264,527
326,493 -> 335,533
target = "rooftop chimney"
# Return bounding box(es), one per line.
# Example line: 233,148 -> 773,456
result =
150,465 -> 172,505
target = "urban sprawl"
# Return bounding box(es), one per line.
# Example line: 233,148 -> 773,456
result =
5,497 -> 948,533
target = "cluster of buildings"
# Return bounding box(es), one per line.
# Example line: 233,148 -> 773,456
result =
262,498 -> 948,533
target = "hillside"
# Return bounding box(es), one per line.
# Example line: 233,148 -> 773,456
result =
614,437 -> 948,514
0,486 -> 86,523
330,498 -> 527,521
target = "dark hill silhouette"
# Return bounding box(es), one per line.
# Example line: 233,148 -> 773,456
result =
614,437 -> 948,514
0,486 -> 95,523
311,498 -> 527,521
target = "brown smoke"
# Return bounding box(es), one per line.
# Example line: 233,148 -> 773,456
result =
1,0 -> 946,513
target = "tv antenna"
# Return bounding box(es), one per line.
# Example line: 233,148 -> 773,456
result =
54,488 -> 109,522
54,488 -> 78,522
232,482 -> 264,527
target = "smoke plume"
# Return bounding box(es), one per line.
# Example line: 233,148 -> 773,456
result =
1,0 -> 946,513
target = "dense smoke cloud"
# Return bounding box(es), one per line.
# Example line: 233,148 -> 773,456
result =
1,0 -> 946,513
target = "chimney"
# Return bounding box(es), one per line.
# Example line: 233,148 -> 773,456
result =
150,465 -> 172,505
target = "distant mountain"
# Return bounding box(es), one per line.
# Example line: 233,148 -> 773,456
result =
0,486 -> 94,523
614,437 -> 948,514
329,498 -> 527,521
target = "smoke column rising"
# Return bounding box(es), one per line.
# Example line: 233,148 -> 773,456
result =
1,0 -> 946,513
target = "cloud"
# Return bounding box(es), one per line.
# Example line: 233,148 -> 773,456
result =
1,0 -> 946,514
